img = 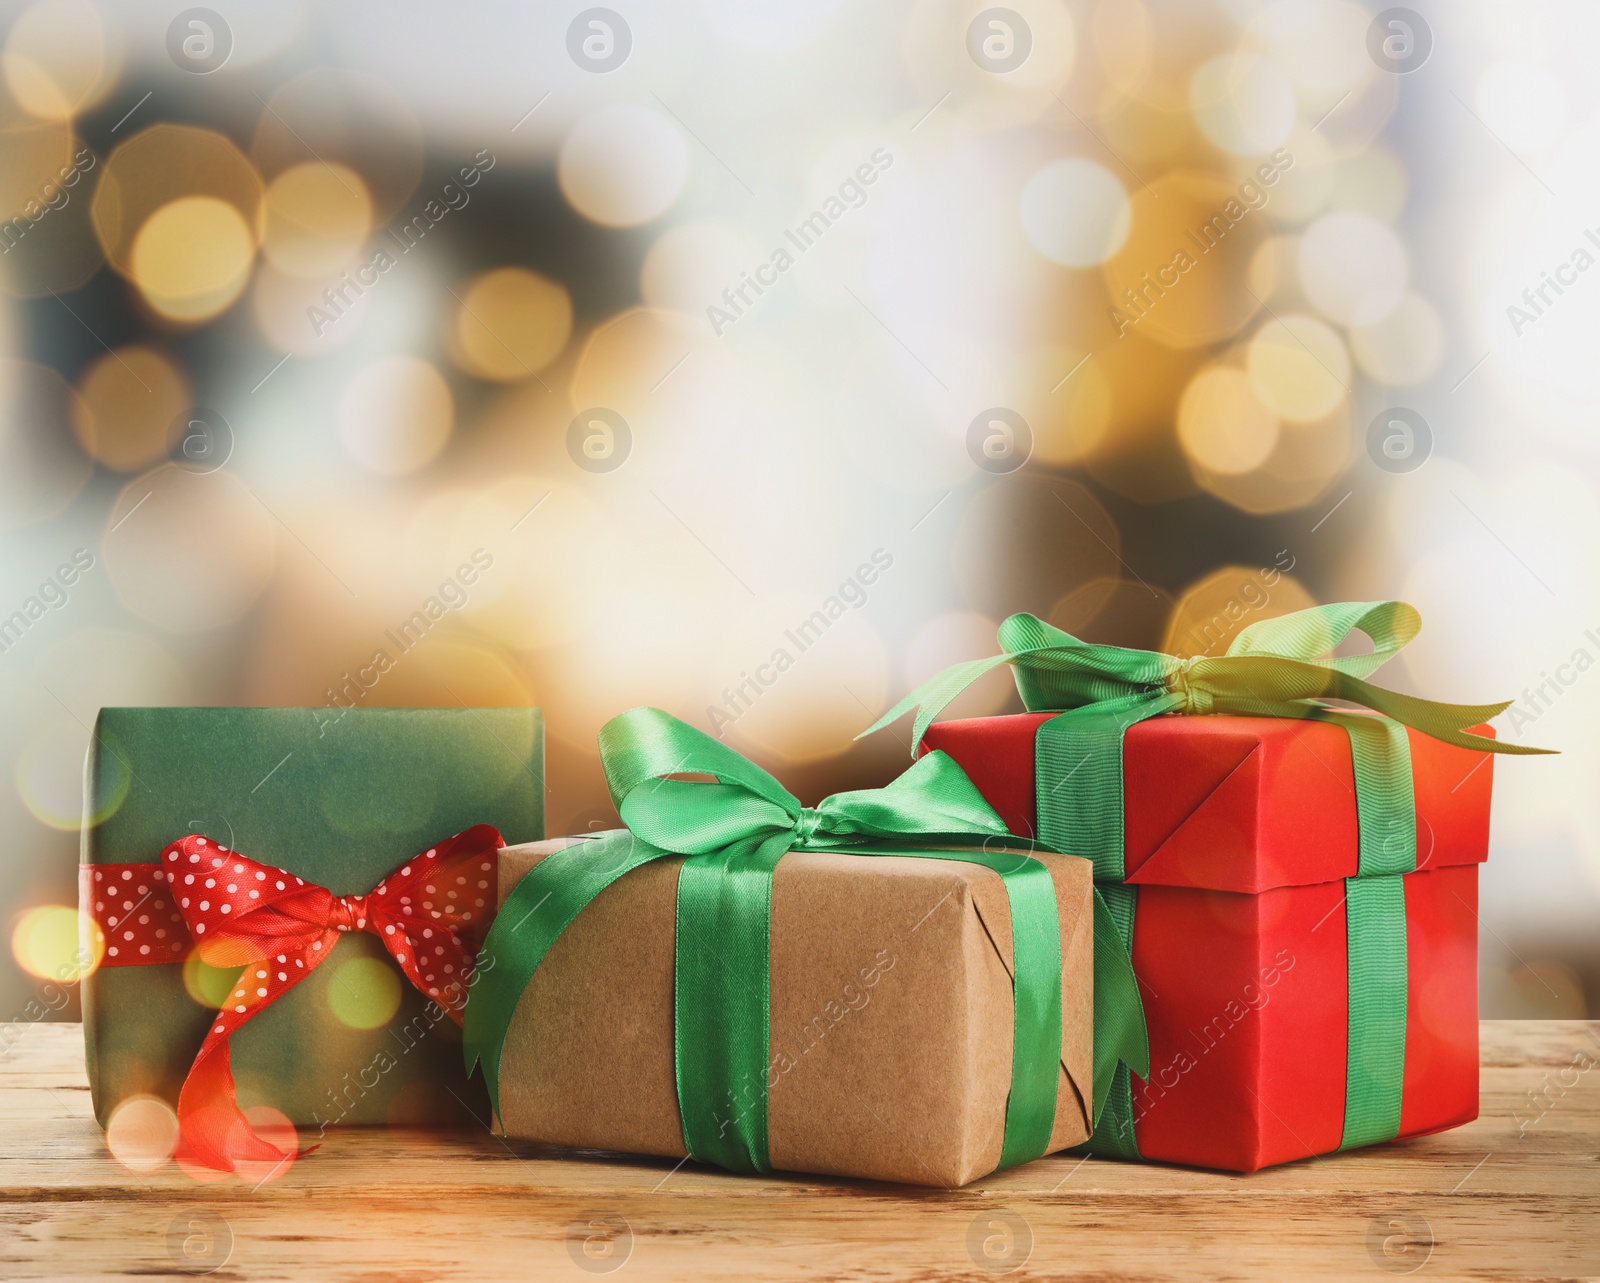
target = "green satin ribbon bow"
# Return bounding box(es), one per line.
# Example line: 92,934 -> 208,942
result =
862,600 -> 1547,1156
464,707 -> 1147,1175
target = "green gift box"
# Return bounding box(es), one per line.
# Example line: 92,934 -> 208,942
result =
80,707 -> 543,1136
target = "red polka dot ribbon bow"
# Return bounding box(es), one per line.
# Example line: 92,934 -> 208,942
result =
84,825 -> 503,1172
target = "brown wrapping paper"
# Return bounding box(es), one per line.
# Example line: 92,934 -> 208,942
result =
493,837 -> 1094,1187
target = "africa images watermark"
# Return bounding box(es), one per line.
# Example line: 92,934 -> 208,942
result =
1107,149 -> 1294,339
305,148 -> 498,340
1500,621 -> 1600,739
1169,548 -> 1297,657
1504,226 -> 1600,338
1,145 -> 96,254
705,548 -> 895,735
1107,949 -> 1298,1144
312,945 -> 499,1136
312,549 -> 494,736
706,148 -> 897,337
0,548 -> 97,659
711,946 -> 897,1143
1513,1025 -> 1600,1137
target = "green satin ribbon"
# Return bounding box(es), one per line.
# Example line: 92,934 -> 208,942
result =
863,601 -> 1548,1156
464,707 -> 1142,1175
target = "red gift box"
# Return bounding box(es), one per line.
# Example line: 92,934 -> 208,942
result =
923,711 -> 1495,1172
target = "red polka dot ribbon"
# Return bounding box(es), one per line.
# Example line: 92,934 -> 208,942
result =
81,824 -> 504,1173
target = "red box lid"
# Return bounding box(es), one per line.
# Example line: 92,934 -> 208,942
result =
921,712 -> 1495,893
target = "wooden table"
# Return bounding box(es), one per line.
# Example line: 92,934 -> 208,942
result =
2,1021 -> 1595,1280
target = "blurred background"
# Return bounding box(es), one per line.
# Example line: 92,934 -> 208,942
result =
1,0 -> 1595,1024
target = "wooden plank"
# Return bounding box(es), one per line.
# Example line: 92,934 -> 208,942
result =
0,1021 -> 1594,1280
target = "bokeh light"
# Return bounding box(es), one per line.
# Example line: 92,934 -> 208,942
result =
10,903 -> 95,981
338,355 -> 453,475
101,465 -> 277,632
251,68 -> 423,223
91,125 -> 263,285
2,0 -> 113,122
182,950 -> 243,1010
1104,170 -> 1269,349
104,1095 -> 180,1172
71,346 -> 189,471
1020,159 -> 1130,267
1246,313 -> 1349,422
558,104 -> 688,228
1297,210 -> 1406,326
325,954 -> 403,1029
448,267 -> 572,382
15,719 -> 89,831
1349,292 -> 1444,387
1176,364 -> 1279,476
130,196 -> 256,322
1189,52 -> 1296,156
261,161 -> 374,279
1163,564 -> 1317,657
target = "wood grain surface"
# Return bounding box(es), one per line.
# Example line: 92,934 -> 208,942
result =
0,1021 -> 1595,1280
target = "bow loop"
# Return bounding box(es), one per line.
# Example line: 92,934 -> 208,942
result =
603,707 -> 1014,856
863,601 -> 1551,758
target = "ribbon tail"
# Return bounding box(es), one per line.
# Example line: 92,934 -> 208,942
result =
1090,887 -> 1148,1127
463,831 -> 674,1129
1319,679 -> 1555,755
856,654 -> 1014,753
175,1038 -> 305,1173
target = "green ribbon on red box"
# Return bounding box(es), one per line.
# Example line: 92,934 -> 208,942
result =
862,601 -> 1549,1156
464,707 -> 1148,1175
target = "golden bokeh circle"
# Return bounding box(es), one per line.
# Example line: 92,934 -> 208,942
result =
1163,564 -> 1317,658
251,68 -> 423,223
1176,364 -> 1280,476
449,267 -> 573,382
9,903 -> 94,980
0,110 -> 73,222
1246,313 -> 1350,423
1196,402 -> 1354,515
261,161 -> 374,279
1103,170 -> 1270,349
72,346 -> 189,471
130,195 -> 256,322
91,124 -> 263,282
2,0 -> 113,122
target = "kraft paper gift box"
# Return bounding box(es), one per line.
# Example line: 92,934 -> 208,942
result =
867,602 -> 1543,1173
462,707 -> 1110,1188
80,706 -> 543,1159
